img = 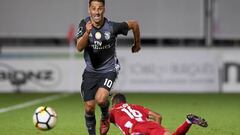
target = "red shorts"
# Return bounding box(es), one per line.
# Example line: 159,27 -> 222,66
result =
131,121 -> 167,135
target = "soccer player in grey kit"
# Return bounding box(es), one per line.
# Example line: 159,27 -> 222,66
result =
76,0 -> 141,135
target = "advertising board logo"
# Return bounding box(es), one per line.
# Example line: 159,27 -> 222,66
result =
0,63 -> 62,91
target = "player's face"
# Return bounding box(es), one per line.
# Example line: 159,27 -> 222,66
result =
89,1 -> 105,25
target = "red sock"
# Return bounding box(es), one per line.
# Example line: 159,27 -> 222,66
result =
172,121 -> 191,135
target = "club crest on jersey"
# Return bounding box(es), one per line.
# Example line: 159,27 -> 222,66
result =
95,32 -> 101,39
104,32 -> 110,40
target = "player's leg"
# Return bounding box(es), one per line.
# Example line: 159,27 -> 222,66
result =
172,121 -> 191,135
96,88 -> 110,120
172,114 -> 208,135
96,87 -> 110,135
81,71 -> 99,135
96,71 -> 117,135
84,100 -> 97,135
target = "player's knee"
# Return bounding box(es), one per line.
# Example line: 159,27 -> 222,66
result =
85,107 -> 95,114
84,104 -> 95,114
95,93 -> 109,106
96,98 -> 107,106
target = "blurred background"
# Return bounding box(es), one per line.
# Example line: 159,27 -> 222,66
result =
1,0 -> 240,93
1,0 -> 240,135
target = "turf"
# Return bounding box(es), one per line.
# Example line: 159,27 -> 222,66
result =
0,93 -> 240,135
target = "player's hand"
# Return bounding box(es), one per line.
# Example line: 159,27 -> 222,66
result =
86,21 -> 93,34
131,43 -> 141,53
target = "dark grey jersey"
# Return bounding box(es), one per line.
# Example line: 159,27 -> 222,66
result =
76,17 -> 129,73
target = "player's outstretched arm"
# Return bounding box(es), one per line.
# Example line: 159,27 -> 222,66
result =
76,21 -> 93,52
127,20 -> 141,53
148,110 -> 162,125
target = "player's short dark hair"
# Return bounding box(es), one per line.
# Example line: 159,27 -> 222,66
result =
89,0 -> 105,6
111,93 -> 127,105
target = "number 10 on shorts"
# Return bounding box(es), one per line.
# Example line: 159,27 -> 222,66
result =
104,78 -> 113,88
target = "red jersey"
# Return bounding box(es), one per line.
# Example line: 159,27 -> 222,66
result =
110,103 -> 150,135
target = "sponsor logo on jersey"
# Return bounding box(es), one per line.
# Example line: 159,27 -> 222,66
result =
94,41 -> 102,46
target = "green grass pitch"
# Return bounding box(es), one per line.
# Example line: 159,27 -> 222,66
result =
0,93 -> 240,135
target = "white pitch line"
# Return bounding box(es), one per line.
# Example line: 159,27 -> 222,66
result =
0,93 -> 71,114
